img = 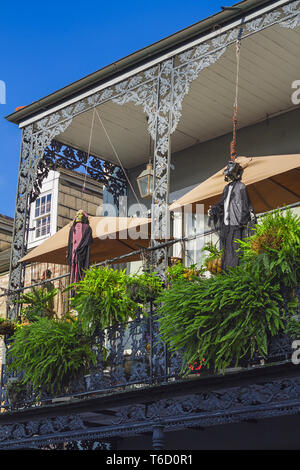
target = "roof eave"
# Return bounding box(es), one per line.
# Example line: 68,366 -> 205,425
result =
5,0 -> 274,126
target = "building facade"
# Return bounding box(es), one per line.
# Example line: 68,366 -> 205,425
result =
1,0 -> 300,450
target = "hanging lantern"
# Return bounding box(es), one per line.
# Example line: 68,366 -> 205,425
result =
136,163 -> 153,199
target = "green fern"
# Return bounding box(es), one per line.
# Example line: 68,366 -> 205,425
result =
238,208 -> 300,287
7,317 -> 96,395
16,287 -> 58,322
126,270 -> 163,304
68,266 -> 140,334
156,265 -> 294,375
156,209 -> 300,375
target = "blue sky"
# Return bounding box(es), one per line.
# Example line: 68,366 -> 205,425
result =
0,0 -> 226,217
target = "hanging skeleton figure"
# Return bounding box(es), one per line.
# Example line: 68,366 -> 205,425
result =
208,161 -> 256,271
67,210 -> 93,284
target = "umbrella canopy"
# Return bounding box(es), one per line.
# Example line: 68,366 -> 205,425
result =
19,216 -> 152,265
169,155 -> 300,214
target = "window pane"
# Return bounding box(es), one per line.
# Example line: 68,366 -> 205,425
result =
40,196 -> 46,215
47,215 -> 51,234
41,217 -> 46,236
46,194 -> 52,213
35,198 -> 40,218
36,219 -> 41,238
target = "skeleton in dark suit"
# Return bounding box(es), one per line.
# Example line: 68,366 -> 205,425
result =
208,161 -> 256,271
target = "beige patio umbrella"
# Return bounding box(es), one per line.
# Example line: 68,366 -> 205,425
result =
169,155 -> 300,214
19,216 -> 152,265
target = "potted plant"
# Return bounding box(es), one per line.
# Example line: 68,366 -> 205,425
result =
15,286 -> 58,322
156,211 -> 300,375
202,242 -> 223,274
6,378 -> 29,409
166,261 -> 202,283
0,318 -> 16,336
68,266 -> 140,334
126,271 -> 163,305
7,317 -> 97,397
156,261 -> 295,374
238,209 -> 300,287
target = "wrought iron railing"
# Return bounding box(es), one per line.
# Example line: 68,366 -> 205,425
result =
0,297 -> 297,412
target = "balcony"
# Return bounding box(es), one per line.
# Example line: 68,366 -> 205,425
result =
0,206 -> 299,453
0,308 -> 297,413
1,269 -> 299,412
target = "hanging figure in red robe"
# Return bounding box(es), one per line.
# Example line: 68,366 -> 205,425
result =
208,161 -> 256,271
67,210 -> 93,284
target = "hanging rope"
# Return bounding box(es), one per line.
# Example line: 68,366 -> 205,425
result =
81,106 -> 96,197
230,39 -> 241,162
94,107 -> 146,216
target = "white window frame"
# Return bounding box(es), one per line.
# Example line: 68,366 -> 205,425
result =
27,170 -> 59,249
34,196 -> 52,239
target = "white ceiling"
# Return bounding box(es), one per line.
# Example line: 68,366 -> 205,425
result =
58,22 -> 300,169
59,99 -> 150,169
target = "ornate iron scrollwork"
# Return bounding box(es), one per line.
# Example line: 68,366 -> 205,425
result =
34,140 -> 127,206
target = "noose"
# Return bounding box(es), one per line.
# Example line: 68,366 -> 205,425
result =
230,39 -> 241,162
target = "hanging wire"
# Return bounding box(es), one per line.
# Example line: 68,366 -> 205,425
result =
94,107 -> 147,217
230,39 -> 241,162
81,106 -> 96,197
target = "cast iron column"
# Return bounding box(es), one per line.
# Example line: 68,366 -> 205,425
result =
150,59 -> 174,275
